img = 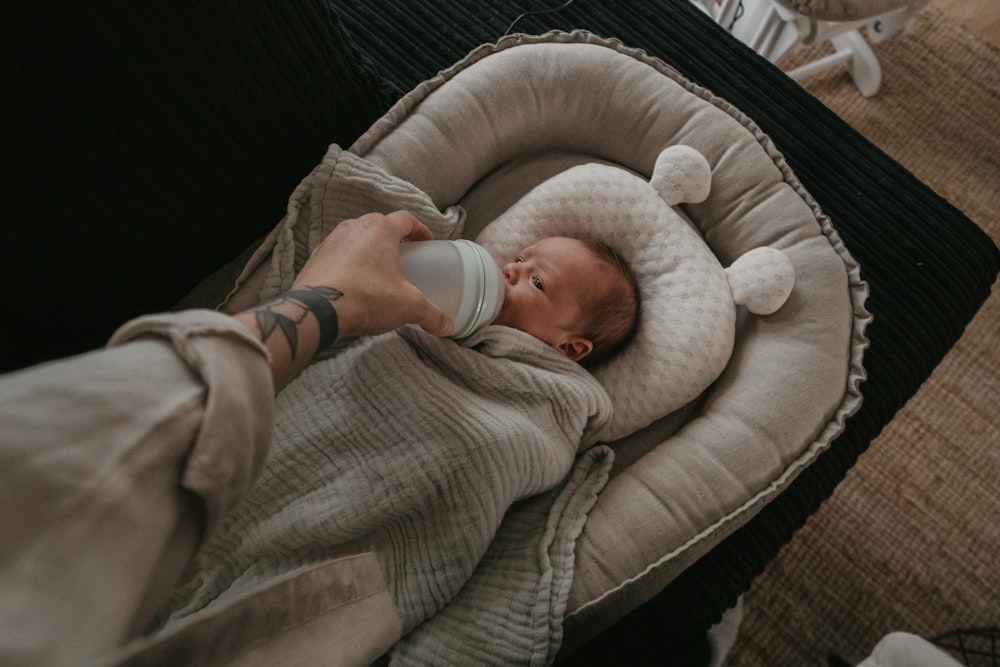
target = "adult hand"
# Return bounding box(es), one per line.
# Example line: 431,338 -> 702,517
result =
233,210 -> 453,391
292,210 -> 454,339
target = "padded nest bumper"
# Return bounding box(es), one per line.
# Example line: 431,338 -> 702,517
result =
350,31 -> 870,653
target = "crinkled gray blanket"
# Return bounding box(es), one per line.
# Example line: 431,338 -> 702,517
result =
161,146 -> 615,665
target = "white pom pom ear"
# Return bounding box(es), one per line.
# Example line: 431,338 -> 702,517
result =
649,145 -> 712,206
724,247 -> 795,315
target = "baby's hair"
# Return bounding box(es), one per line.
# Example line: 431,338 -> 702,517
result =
578,239 -> 641,367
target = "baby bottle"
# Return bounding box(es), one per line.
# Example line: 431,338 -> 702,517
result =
398,239 -> 505,338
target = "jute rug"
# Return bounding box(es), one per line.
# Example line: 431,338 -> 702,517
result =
728,6 -> 1000,666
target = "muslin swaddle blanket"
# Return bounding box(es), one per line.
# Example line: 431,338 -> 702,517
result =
155,145 -> 615,665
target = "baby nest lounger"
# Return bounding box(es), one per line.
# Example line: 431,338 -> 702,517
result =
350,31 -> 869,656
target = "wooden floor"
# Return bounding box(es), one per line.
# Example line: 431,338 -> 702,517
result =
935,0 -> 1000,47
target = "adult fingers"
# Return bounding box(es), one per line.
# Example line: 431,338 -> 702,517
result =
385,210 -> 434,243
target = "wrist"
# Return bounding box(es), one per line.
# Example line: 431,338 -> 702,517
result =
282,287 -> 341,353
234,285 -> 345,392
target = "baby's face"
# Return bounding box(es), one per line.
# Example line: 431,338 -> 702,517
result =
491,236 -> 604,362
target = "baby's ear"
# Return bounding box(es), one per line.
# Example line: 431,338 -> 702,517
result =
558,335 -> 594,363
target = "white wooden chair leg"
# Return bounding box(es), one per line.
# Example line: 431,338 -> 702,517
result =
787,49 -> 854,80
832,30 -> 882,96
748,5 -> 786,60
786,29 -> 882,97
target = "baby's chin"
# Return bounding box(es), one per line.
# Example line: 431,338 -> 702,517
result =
490,312 -> 512,329
490,303 -> 513,328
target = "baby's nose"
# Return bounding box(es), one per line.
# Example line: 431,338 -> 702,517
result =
502,262 -> 518,282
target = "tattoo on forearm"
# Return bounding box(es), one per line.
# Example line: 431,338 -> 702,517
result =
254,302 -> 308,360
253,286 -> 343,360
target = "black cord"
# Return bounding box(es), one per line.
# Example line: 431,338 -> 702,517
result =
503,0 -> 577,36
727,0 -> 745,31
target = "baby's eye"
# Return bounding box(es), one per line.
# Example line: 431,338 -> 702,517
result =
515,256 -> 524,263
531,276 -> 544,291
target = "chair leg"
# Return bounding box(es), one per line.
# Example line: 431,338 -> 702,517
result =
786,29 -> 882,97
832,30 -> 882,97
748,5 -> 786,60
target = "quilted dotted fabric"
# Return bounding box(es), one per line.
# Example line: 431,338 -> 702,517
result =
476,162 -> 737,442
725,246 -> 796,316
651,144 -> 713,206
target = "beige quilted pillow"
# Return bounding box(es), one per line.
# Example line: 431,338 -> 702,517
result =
477,146 -> 794,441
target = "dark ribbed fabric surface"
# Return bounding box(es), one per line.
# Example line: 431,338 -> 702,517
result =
1,2 -> 387,372
331,0 -> 999,663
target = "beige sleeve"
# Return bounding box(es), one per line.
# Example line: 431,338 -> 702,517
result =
0,310 -> 274,667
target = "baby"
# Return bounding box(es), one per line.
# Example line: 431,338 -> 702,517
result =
491,236 -> 641,367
